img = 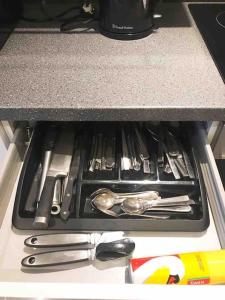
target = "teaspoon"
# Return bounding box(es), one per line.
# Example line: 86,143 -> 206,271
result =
121,195 -> 193,215
90,189 -> 160,211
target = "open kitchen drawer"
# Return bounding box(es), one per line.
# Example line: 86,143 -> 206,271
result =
0,122 -> 225,299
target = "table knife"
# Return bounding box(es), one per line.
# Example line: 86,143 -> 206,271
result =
105,135 -> 116,170
60,139 -> 81,221
134,125 -> 150,161
22,238 -> 135,267
33,126 -> 75,229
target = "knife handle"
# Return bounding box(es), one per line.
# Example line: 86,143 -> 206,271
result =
21,249 -> 90,268
24,233 -> 92,248
33,176 -> 57,229
60,176 -> 75,220
24,163 -> 42,213
95,238 -> 135,261
43,124 -> 58,151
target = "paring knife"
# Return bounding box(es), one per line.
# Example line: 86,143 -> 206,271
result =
60,138 -> 81,221
33,126 -> 75,229
21,238 -> 135,267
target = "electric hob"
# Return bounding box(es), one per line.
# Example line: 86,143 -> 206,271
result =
189,4 -> 225,83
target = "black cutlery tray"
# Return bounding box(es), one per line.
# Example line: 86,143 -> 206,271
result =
12,122 -> 209,231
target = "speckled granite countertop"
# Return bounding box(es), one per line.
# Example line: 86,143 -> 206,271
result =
0,2 -> 225,121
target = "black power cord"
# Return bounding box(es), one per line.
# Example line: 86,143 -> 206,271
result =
20,0 -> 99,32
60,1 -> 99,32
39,0 -> 82,22
20,0 -> 83,23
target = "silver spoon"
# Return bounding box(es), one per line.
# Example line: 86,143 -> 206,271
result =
121,196 -> 193,215
90,189 -> 160,211
91,192 -> 124,210
98,208 -> 170,219
90,188 -> 159,200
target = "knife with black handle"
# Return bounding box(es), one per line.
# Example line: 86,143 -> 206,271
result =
33,126 -> 75,229
21,238 -> 135,267
60,139 -> 81,221
24,163 -> 42,213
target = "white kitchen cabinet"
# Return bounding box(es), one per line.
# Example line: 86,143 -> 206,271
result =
0,123 -> 225,299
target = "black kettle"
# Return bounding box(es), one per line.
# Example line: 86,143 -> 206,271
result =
99,0 -> 156,40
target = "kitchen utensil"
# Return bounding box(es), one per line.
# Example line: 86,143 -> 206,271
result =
24,232 -> 102,248
60,138 -> 81,220
165,130 -> 180,157
92,192 -> 124,211
162,143 -> 181,180
91,188 -> 159,211
126,132 -> 135,170
89,135 -> 98,172
24,231 -> 125,247
33,126 -> 75,228
130,132 -> 141,171
134,125 -> 150,161
121,195 -> 193,214
38,124 -> 58,202
174,158 -> 189,178
101,136 -> 107,170
22,238 -> 135,267
51,178 -> 62,215
181,145 -> 195,179
121,128 -> 131,170
24,163 -> 42,213
91,188 -> 159,200
95,208 -> 170,219
121,202 -> 193,215
22,232 -> 135,267
105,135 -> 116,170
95,133 -> 103,170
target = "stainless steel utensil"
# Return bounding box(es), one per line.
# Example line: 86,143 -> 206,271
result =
96,208 -> 170,219
22,238 -> 135,267
91,189 -> 160,211
121,128 -> 131,170
105,135 -> 116,170
181,146 -> 195,179
95,133 -> 103,170
60,138 -> 81,221
24,232 -> 102,248
162,143 -> 181,180
33,126 -> 75,229
121,195 -> 193,215
24,163 -> 42,213
22,232 -> 135,267
91,188 -> 159,200
89,135 -> 97,172
38,124 -> 58,202
134,125 -> 150,161
51,178 -> 62,215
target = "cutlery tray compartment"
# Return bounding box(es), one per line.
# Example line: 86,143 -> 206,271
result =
12,122 -> 209,231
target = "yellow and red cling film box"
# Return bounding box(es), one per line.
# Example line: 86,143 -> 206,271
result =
129,250 -> 225,285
